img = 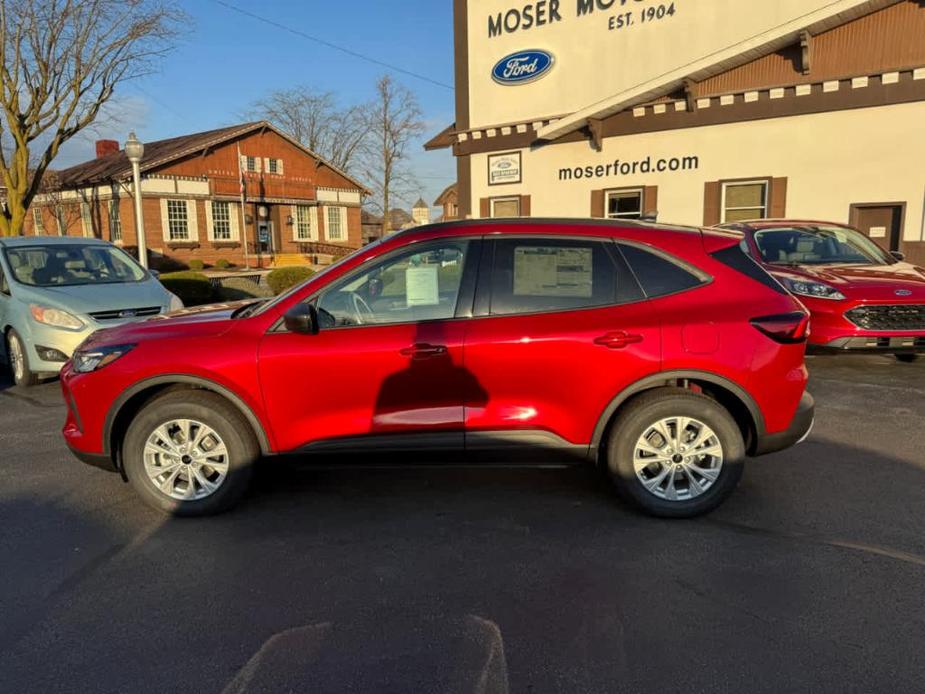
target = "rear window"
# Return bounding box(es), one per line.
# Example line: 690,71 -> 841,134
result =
618,243 -> 707,298
711,243 -> 787,295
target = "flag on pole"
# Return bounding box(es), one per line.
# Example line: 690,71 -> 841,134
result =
236,142 -> 250,269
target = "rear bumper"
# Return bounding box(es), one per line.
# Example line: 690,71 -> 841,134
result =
752,391 -> 815,457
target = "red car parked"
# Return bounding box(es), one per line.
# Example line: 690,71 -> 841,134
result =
718,220 -> 925,361
61,219 -> 814,518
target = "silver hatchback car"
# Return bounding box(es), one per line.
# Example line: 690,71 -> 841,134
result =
0,236 -> 182,386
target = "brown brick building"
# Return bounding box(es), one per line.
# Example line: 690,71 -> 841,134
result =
25,121 -> 369,269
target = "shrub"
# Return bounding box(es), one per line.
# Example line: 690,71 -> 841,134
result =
215,277 -> 274,302
215,258 -> 232,270
267,266 -> 315,294
187,259 -> 205,271
159,271 -> 214,306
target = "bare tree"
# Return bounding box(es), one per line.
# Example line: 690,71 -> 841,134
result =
249,87 -> 366,173
359,75 -> 424,230
0,0 -> 182,236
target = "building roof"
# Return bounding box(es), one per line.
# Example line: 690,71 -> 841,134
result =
536,0 -> 894,140
434,182 -> 457,206
413,197 -> 428,209
52,120 -> 371,194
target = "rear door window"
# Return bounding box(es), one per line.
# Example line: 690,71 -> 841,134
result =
486,237 -> 642,316
618,243 -> 708,298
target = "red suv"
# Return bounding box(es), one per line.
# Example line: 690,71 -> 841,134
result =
718,220 -> 925,361
61,220 -> 814,518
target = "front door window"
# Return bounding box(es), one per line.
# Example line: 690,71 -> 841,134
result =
317,241 -> 470,328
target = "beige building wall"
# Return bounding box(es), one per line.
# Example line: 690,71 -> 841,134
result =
466,0 -> 886,129
469,101 -> 925,241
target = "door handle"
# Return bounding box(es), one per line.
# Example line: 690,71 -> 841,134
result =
400,343 -> 448,360
594,331 -> 643,349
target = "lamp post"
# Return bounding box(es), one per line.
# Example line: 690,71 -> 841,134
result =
125,132 -> 147,268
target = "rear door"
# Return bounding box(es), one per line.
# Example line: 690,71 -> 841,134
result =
462,234 -> 661,454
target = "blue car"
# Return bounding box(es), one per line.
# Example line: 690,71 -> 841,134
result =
0,236 -> 182,386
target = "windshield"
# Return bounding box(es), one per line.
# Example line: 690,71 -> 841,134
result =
4,244 -> 147,287
753,226 -> 894,266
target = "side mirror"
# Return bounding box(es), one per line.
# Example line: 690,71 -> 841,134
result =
283,303 -> 318,335
890,251 -> 906,261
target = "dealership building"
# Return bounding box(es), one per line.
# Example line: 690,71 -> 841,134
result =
426,0 -> 925,263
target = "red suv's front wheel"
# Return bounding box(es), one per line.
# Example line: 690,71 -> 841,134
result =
122,390 -> 259,516
606,388 -> 745,518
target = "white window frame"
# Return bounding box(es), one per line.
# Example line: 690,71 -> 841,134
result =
32,207 -> 44,234
206,200 -> 236,241
721,180 -> 769,223
160,199 -> 199,242
293,204 -> 318,241
109,200 -> 122,242
324,205 -> 347,241
54,207 -> 67,235
80,202 -> 93,237
604,188 -> 645,220
490,196 -> 521,218
264,157 -> 283,175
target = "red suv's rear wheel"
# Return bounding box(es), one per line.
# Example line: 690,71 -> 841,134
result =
606,388 -> 745,518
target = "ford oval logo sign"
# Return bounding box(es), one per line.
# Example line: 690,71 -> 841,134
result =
492,50 -> 555,86
895,289 -> 913,297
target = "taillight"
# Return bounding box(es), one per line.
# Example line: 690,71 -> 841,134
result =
750,312 -> 810,344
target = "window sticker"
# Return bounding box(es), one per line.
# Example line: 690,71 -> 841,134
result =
405,266 -> 440,306
513,246 -> 593,298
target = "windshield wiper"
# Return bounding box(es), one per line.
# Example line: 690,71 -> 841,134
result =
231,300 -> 267,319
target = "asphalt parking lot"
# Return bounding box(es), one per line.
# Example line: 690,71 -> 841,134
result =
1,355 -> 924,693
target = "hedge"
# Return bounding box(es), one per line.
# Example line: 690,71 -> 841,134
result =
266,266 -> 315,294
187,259 -> 205,271
215,277 -> 274,302
215,258 -> 232,270
159,271 -> 214,306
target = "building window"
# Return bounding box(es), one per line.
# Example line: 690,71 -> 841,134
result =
722,181 -> 768,223
490,197 -> 521,218
109,200 -> 122,241
167,199 -> 189,240
245,156 -> 258,172
32,207 -> 44,234
606,189 -> 644,219
267,158 -> 281,174
325,206 -> 345,241
295,205 -> 314,240
211,201 -> 232,240
80,202 -> 93,237
55,207 -> 67,235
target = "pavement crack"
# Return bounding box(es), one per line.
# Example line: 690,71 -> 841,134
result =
704,519 -> 925,569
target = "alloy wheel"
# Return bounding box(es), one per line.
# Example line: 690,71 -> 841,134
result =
8,334 -> 24,383
633,416 -> 724,501
143,419 -> 230,501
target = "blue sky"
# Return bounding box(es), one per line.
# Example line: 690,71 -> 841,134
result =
58,0 -> 457,212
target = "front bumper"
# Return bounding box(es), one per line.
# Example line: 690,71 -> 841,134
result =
752,391 -> 815,457
25,322 -> 95,374
809,335 -> 925,354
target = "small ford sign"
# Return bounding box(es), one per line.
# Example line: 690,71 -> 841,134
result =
492,49 -> 555,85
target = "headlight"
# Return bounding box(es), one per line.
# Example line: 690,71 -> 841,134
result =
72,344 -> 135,373
30,304 -> 85,330
167,292 -> 184,311
781,278 -> 846,301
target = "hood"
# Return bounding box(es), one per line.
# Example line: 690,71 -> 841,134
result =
769,262 -> 925,301
77,300 -> 254,351
14,277 -> 171,315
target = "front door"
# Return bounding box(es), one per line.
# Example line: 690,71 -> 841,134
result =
257,238 -> 480,452
850,204 -> 904,253
462,236 -> 661,453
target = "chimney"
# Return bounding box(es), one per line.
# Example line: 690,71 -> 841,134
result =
95,139 -> 120,159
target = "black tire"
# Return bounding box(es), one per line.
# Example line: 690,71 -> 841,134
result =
122,389 -> 259,516
895,354 -> 918,363
6,329 -> 38,387
605,388 -> 745,518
